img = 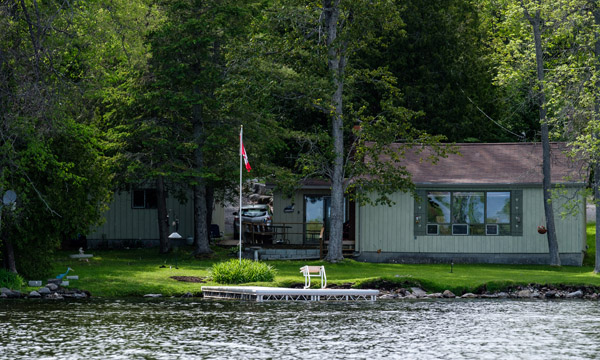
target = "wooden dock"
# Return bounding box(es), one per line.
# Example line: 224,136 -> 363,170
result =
201,286 -> 379,302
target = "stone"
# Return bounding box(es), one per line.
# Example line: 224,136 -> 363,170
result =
481,294 -> 498,299
461,293 -> 478,298
545,291 -> 557,299
47,279 -> 61,285
427,293 -> 443,298
46,283 -> 58,291
46,292 -> 64,300
144,294 -> 162,298
29,291 -> 41,298
0,293 -> 6,299
0,287 -> 10,295
497,292 -> 509,298
28,281 -> 42,287
404,294 -> 417,299
516,289 -> 533,298
10,290 -> 21,298
442,290 -> 456,298
181,292 -> 193,298
38,287 -> 51,295
566,290 -> 583,298
411,287 -> 427,298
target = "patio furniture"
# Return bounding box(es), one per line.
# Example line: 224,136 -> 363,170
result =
300,265 -> 327,289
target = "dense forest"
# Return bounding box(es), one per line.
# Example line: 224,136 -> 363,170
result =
1,0 -> 600,276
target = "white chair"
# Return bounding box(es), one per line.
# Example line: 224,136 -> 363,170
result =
300,265 -> 327,289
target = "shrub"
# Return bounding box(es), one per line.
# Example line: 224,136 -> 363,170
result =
211,259 -> 276,284
0,269 -> 24,290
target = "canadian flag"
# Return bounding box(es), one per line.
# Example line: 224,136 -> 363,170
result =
240,135 -> 251,172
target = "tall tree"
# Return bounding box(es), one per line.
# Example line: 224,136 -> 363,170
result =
0,0 -> 112,277
254,1 -> 446,261
142,0 -> 253,255
480,0 -> 591,266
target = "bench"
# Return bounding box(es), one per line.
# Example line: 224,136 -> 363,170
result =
300,265 -> 327,289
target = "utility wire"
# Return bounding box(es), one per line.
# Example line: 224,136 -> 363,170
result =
459,86 -> 526,141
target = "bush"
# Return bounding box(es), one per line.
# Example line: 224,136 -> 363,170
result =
0,269 -> 24,290
211,259 -> 276,284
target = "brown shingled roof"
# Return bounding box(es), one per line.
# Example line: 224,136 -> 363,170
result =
393,142 -> 587,185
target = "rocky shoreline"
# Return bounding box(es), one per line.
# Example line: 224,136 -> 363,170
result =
377,284 -> 600,300
1,279 -> 90,300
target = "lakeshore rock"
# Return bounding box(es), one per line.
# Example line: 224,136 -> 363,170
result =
46,283 -> 58,291
427,293 -> 443,298
497,292 -> 508,298
46,292 -> 63,300
144,294 -> 162,298
38,287 -> 51,295
443,290 -> 456,298
566,290 -> 583,298
461,293 -> 478,298
481,294 -> 498,299
516,289 -> 533,298
545,291 -> 557,299
29,291 -> 41,298
411,287 -> 427,298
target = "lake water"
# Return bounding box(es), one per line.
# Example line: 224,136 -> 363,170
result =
1,298 -> 600,359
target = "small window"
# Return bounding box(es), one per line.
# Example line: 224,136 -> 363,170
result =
452,224 -> 469,235
426,224 -> 439,235
132,189 -> 158,209
486,224 -> 499,235
132,190 -> 146,208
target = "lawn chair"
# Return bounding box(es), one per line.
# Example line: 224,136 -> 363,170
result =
300,265 -> 327,289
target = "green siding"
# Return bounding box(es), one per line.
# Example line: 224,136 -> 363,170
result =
88,191 -> 195,241
359,186 -> 586,254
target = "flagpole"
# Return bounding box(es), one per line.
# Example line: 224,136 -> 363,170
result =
239,125 -> 243,264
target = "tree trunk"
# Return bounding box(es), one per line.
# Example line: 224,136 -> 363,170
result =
595,163 -> 600,273
323,0 -> 345,262
526,9 -> 560,266
593,6 -> 600,273
1,205 -> 17,273
205,185 -> 214,244
156,176 -> 170,254
193,184 -> 211,255
192,99 -> 211,255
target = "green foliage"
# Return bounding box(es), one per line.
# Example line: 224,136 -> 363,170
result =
211,259 -> 277,284
0,269 -> 24,290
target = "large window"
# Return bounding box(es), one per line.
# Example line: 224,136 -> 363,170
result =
426,191 -> 511,236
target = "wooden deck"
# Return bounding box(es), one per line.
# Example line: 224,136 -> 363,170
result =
201,286 -> 378,302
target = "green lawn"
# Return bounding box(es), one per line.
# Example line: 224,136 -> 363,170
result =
42,223 -> 600,297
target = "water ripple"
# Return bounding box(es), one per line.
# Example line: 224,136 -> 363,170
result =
1,299 -> 600,359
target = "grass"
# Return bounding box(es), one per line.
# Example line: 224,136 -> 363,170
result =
30,223 -> 600,297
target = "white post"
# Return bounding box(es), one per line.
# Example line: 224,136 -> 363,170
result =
239,125 -> 243,264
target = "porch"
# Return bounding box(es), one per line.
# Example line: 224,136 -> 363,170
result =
218,221 -> 356,260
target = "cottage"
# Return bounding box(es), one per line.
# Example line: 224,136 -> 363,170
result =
86,189 -> 224,249
271,142 -> 588,265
